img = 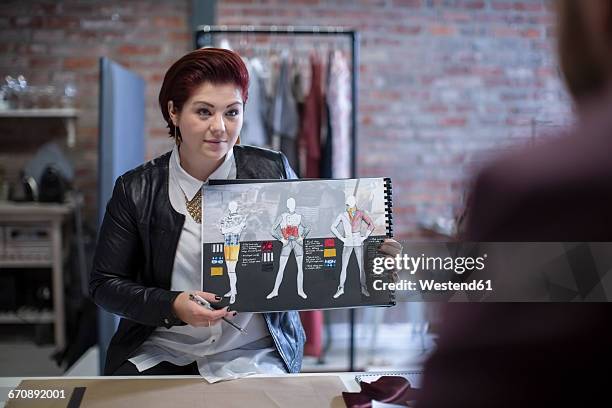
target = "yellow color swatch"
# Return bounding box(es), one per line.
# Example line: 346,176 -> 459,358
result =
210,267 -> 224,276
324,248 -> 336,257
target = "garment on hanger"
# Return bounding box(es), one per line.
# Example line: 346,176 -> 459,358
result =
241,58 -> 269,147
300,310 -> 323,358
218,38 -> 232,50
327,50 -> 352,178
298,54 -> 324,178
270,54 -> 300,171
292,59 -> 306,108
293,59 -> 306,176
320,52 -> 334,178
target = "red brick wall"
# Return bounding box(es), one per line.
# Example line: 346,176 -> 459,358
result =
0,0 -> 191,223
218,0 -> 573,239
0,0 -> 571,238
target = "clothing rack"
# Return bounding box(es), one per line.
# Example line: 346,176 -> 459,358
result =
195,25 -> 359,178
194,25 -> 361,371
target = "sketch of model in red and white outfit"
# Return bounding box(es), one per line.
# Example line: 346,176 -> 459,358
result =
330,195 -> 375,298
220,201 -> 247,304
267,197 -> 311,299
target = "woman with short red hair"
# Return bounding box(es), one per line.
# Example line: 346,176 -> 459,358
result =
90,48 -> 305,378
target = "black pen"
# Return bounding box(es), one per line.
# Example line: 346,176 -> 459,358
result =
189,293 -> 247,334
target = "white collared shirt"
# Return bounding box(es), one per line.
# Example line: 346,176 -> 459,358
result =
128,145 -> 285,382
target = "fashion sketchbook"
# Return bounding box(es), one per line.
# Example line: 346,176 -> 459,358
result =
200,177 -> 394,312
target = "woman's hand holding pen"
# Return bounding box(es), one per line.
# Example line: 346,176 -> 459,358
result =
172,291 -> 234,327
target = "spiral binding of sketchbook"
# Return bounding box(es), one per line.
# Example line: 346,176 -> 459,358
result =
381,177 -> 396,306
384,177 -> 393,238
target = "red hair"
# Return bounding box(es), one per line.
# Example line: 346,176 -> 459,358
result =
158,48 -> 249,139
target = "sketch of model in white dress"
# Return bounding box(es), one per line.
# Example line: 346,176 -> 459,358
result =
220,201 -> 247,304
266,197 -> 311,299
330,195 -> 375,298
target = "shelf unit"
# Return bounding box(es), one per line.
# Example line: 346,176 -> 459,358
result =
0,201 -> 74,350
0,259 -> 53,268
0,310 -> 54,324
0,108 -> 79,147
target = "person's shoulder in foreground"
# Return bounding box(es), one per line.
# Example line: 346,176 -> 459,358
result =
465,94 -> 612,241
418,98 -> 612,406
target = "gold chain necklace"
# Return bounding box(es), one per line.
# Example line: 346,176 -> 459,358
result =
184,189 -> 202,224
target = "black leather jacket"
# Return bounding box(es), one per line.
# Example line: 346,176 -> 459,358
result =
90,145 -> 305,375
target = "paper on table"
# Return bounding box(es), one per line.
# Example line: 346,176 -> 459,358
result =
10,376 -> 348,408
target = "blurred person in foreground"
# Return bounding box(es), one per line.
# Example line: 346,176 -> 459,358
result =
417,1 -> 612,406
